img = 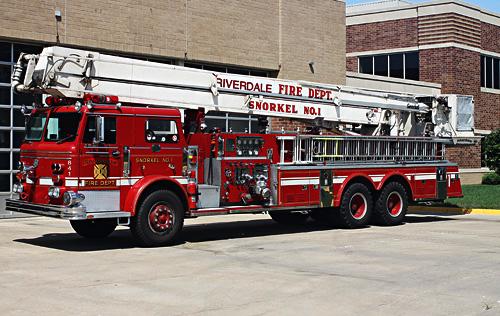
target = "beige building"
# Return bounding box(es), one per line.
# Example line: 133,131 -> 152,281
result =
0,0 -> 346,214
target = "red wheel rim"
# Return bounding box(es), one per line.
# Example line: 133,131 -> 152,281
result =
387,192 -> 403,217
148,203 -> 174,234
349,193 -> 367,220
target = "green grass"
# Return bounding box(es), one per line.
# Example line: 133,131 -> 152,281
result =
445,185 -> 500,209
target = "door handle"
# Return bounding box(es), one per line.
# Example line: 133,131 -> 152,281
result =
112,150 -> 121,158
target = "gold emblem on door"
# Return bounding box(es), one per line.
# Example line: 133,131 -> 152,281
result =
94,164 -> 108,179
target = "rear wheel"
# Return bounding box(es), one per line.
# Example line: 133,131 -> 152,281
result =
337,182 -> 373,228
373,182 -> 408,226
70,219 -> 117,238
269,211 -> 309,225
130,190 -> 184,247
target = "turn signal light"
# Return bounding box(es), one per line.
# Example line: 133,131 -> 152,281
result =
186,182 -> 197,195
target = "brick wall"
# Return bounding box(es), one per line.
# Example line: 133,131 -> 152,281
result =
346,56 -> 357,72
279,0 -> 346,84
445,144 -> 482,169
482,22 -> 500,53
346,18 -> 418,53
0,0 -> 346,85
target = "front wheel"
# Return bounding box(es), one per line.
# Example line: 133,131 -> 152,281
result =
372,182 -> 408,226
130,190 -> 184,247
70,219 -> 117,238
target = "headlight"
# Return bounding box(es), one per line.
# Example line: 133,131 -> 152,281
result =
48,186 -> 60,198
63,191 -> 85,206
12,183 -> 24,193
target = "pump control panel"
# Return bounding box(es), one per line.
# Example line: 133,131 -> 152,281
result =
235,136 -> 264,157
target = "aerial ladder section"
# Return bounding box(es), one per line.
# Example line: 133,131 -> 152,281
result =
12,46 -> 476,146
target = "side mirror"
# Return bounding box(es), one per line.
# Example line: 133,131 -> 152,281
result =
94,115 -> 105,143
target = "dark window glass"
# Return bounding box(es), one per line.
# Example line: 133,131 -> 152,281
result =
13,92 -> 42,106
405,52 -> 419,81
374,55 -> 388,76
486,57 -> 493,88
205,111 -> 227,118
0,42 -> 11,62
205,118 -> 225,132
183,62 -> 203,69
13,151 -> 19,171
0,108 -> 10,126
0,174 -> 10,192
83,116 -> 116,144
249,70 -> 268,77
0,130 -> 10,148
203,64 -> 227,72
25,112 -> 46,141
228,119 -> 249,133
13,108 -> 25,127
145,119 -> 178,143
228,68 -> 250,75
13,44 -> 42,63
389,54 -> 404,79
481,56 -> 485,87
359,56 -> 373,75
250,120 -> 258,133
44,112 -> 81,142
0,86 -> 10,105
0,152 -> 9,170
13,131 -> 24,148
0,64 -> 11,83
494,59 -> 500,90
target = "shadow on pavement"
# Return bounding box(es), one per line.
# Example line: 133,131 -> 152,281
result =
404,215 -> 456,223
14,215 -> 455,252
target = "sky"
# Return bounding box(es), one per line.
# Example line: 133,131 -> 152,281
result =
346,0 -> 500,13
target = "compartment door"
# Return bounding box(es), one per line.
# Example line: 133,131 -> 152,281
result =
436,167 -> 448,200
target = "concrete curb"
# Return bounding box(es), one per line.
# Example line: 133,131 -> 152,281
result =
409,205 -> 500,216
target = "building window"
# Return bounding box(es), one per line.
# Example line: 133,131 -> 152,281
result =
205,112 -> 258,133
183,62 -> 271,78
481,55 -> 500,90
358,52 -> 419,81
0,41 -> 43,196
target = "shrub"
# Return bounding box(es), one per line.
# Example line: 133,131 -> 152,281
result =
483,129 -> 500,174
482,172 -> 500,185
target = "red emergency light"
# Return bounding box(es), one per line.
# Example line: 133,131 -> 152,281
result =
83,93 -> 119,105
45,96 -> 72,106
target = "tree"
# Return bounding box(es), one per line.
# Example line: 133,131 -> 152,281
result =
484,129 -> 500,174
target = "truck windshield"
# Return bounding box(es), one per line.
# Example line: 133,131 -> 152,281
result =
25,112 -> 47,141
44,112 -> 82,142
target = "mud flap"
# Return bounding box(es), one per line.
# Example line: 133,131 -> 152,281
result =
436,167 -> 447,200
320,170 -> 334,207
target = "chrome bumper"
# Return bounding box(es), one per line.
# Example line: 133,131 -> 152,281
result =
5,199 -> 131,220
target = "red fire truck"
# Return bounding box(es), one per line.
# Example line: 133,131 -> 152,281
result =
6,47 -> 472,246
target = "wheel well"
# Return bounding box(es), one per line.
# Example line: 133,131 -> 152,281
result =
136,180 -> 188,213
345,176 -> 376,193
382,175 -> 413,201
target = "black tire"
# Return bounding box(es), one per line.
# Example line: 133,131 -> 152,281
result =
336,182 -> 373,228
269,211 -> 309,225
130,190 -> 184,247
372,182 -> 408,226
70,219 -> 117,238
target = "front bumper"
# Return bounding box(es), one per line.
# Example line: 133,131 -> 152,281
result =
5,199 -> 131,220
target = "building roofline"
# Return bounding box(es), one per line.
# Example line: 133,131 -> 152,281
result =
347,0 -> 500,26
347,0 -> 500,24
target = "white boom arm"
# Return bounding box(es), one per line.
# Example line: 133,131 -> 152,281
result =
13,46 -> 475,142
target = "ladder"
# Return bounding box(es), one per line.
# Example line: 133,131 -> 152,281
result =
277,135 -> 446,164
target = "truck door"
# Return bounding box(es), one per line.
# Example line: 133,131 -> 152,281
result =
80,114 -> 123,191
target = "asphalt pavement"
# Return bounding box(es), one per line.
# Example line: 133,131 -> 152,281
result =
1,214 -> 500,316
